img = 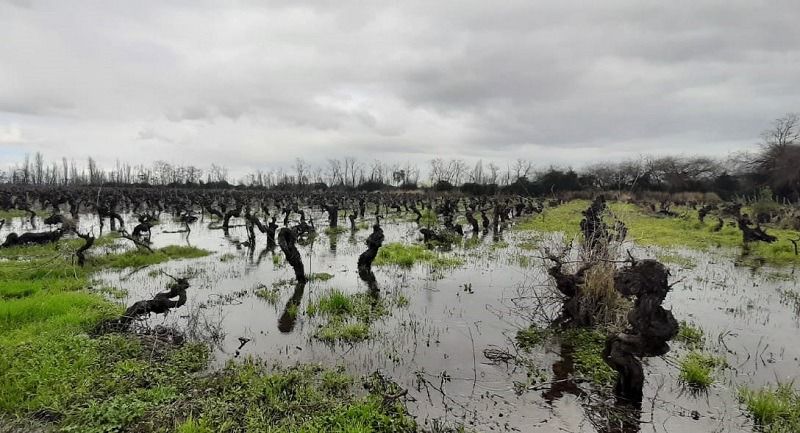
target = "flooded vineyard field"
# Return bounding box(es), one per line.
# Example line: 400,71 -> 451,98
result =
2,200 -> 798,433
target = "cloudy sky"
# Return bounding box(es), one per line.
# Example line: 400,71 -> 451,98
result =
1,0 -> 799,178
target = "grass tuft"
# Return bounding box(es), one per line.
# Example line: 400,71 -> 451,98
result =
374,243 -> 463,269
739,383 -> 800,432
678,351 -> 726,390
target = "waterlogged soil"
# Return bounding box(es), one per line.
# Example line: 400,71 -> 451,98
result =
3,212 -> 799,432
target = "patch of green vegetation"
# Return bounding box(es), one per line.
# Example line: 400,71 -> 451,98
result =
324,226 -> 348,235
561,328 -> 617,386
317,322 -> 371,343
0,208 -> 28,219
272,254 -> 283,266
305,289 -> 406,343
678,351 -> 726,390
418,209 -> 438,226
491,240 -> 510,250
218,252 -> 236,262
94,245 -> 209,269
675,321 -> 704,348
374,243 -> 463,269
516,199 -> 800,265
515,200 -> 586,236
516,326 -> 548,350
254,285 -> 281,305
308,272 -> 335,282
739,382 -> 800,433
462,236 -> 482,249
184,362 -> 416,432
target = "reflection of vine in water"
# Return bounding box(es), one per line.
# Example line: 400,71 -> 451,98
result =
278,281 -> 306,333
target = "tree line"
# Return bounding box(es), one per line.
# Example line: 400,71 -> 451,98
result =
2,114 -> 798,200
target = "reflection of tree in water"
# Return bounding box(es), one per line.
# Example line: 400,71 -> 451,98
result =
278,281 -> 306,333
541,340 -> 642,433
541,340 -> 585,404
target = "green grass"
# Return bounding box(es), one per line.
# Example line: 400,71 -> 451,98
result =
316,322 -> 371,343
308,272 -> 335,282
417,209 -> 438,226
516,199 -> 800,265
254,285 -> 281,305
305,289 -> 406,343
678,351 -> 726,389
324,226 -> 348,235
94,245 -> 209,269
516,326 -> 548,350
0,208 -> 29,219
178,362 -> 416,433
739,383 -> 800,433
374,243 -> 463,269
561,328 -> 617,386
675,321 -> 704,348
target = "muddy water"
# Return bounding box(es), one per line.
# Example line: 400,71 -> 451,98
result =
4,212 -> 798,432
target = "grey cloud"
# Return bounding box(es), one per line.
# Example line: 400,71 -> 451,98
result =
0,0 -> 798,174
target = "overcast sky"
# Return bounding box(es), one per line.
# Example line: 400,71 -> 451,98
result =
1,0 -> 799,178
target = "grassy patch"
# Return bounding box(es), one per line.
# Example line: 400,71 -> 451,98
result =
675,321 -> 704,348
94,245 -> 209,269
516,200 -> 800,265
254,285 -> 281,305
678,351 -> 726,390
308,272 -> 335,282
739,383 -> 800,433
324,226 -> 348,236
561,328 -> 616,386
374,243 -> 463,269
516,326 -> 548,350
306,289 -> 405,343
180,362 -> 416,432
0,209 -> 29,219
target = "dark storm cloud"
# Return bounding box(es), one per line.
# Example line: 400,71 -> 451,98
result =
1,0 -> 798,175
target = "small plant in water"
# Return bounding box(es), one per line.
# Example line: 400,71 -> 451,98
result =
675,321 -> 704,348
679,351 -> 726,390
739,382 -> 800,432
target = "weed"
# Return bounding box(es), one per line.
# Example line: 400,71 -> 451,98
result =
516,326 -> 548,350
739,382 -> 800,432
324,226 -> 348,236
678,351 -> 726,389
254,285 -> 281,305
675,321 -> 704,348
374,243 -> 463,269
562,328 -> 617,386
95,245 -> 209,269
308,272 -> 335,282
517,200 -> 800,265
